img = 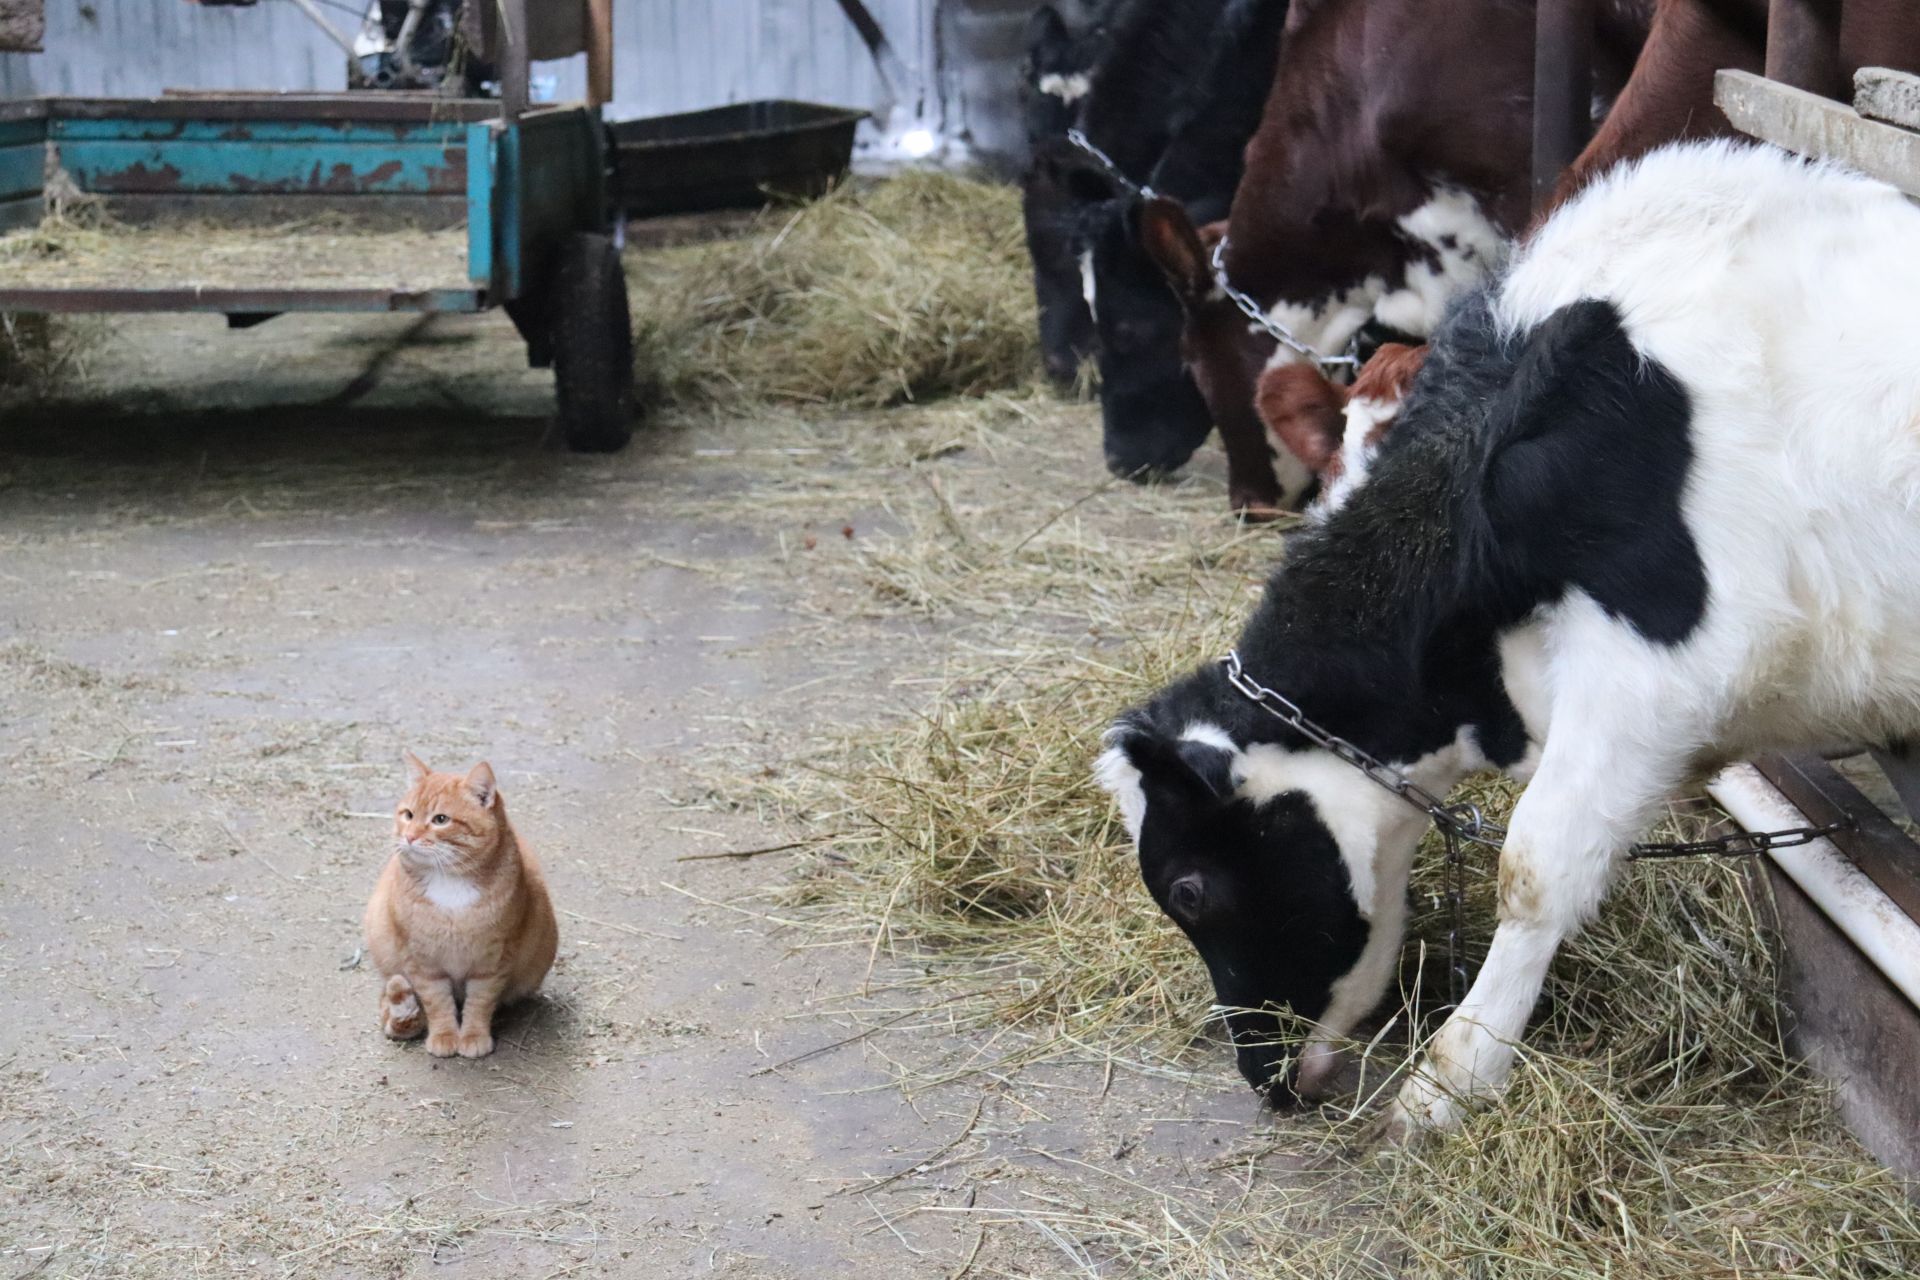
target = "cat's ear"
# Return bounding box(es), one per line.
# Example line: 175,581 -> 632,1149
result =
465,761 -> 497,809
404,750 -> 430,781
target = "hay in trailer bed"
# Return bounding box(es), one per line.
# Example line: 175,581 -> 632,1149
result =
625,171 -> 1042,410
0,217 -> 471,292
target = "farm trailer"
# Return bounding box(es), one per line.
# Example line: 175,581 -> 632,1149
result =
0,86 -> 632,450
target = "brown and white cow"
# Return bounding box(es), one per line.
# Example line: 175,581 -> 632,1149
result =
1138,0 -> 1545,518
1240,0 -> 1766,513
1252,0 -> 1920,512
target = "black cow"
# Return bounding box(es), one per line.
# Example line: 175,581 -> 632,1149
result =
1068,0 -> 1290,480
1020,0 -> 1235,386
1020,3 -> 1112,385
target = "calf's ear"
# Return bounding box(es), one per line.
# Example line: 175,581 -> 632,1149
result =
1349,341 -> 1427,408
1256,363 -> 1348,476
1113,724 -> 1237,802
1138,197 -> 1212,306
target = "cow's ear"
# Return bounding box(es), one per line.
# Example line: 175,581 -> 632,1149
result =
1023,4 -> 1069,67
1257,362 -> 1348,475
1138,196 -> 1211,304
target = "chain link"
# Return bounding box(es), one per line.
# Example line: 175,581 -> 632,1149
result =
1059,133 -> 1359,378
1063,129 -> 1156,200
1208,238 -> 1361,376
1220,649 -> 1853,1003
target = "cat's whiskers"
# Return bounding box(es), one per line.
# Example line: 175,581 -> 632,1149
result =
397,839 -> 468,875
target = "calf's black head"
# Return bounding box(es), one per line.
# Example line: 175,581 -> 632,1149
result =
1098,713 -> 1370,1105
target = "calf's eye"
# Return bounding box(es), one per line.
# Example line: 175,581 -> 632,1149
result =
1168,874 -> 1207,922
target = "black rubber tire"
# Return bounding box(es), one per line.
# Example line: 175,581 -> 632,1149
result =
552,231 -> 635,453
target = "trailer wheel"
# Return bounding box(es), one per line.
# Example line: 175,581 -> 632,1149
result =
553,232 -> 635,453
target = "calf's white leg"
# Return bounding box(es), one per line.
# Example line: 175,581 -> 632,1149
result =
1387,640 -> 1698,1136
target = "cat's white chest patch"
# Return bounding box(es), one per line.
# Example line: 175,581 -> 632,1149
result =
422,872 -> 481,912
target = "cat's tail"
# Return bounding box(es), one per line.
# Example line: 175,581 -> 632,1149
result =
380,974 -> 425,1041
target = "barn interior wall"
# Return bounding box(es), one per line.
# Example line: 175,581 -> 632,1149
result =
0,1 -> 1039,173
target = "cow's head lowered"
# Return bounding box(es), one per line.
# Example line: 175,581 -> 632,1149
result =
1096,665 -> 1439,1105
1066,180 -> 1217,483
1136,197 -> 1307,518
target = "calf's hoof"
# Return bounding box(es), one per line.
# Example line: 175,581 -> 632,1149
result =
1377,1068 -> 1461,1145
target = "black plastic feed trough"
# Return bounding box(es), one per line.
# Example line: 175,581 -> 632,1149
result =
609,100 -> 868,218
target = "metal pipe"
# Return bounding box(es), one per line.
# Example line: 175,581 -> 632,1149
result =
832,0 -> 911,117
1766,0 -> 1846,99
498,0 -> 529,120
1533,0 -> 1595,209
1709,763 -> 1920,1011
391,0 -> 429,75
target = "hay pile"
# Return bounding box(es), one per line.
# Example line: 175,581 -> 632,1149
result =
770,394 -> 1920,1273
794,657 -> 1920,1275
627,172 -> 1040,409
0,311 -> 95,399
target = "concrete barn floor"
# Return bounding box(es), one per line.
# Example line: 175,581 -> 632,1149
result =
0,311 -> 1265,1277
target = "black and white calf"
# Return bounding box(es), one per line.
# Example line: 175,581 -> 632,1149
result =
1099,141 -> 1920,1136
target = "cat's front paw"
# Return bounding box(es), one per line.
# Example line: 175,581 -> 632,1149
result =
381,990 -> 424,1040
425,1029 -> 460,1057
456,1031 -> 495,1059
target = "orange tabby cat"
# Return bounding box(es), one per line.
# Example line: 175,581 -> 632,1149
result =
363,752 -> 558,1058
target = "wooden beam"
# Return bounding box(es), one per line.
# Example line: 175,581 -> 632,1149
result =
1762,858 -> 1920,1175
585,0 -> 614,109
1715,68 -> 1920,198
1855,66 -> 1920,132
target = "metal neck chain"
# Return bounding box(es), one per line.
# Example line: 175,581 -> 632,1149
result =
1208,238 -> 1361,376
1220,649 -> 1852,1003
1063,129 -> 1157,200
1060,137 -> 1360,380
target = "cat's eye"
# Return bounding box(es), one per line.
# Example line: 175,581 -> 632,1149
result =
399,808 -> 413,820
431,814 -> 449,826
